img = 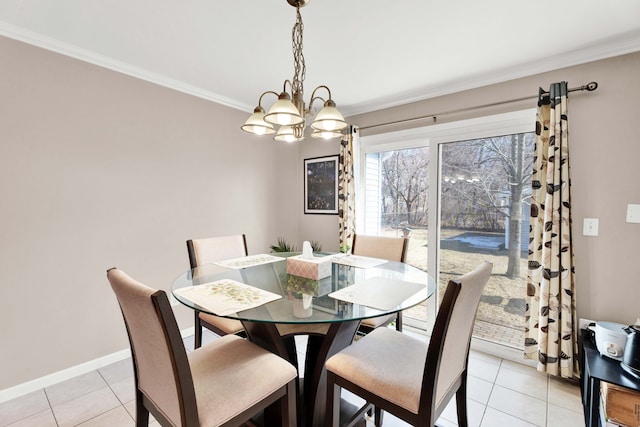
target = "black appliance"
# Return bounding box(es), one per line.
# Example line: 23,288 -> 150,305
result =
621,325 -> 640,378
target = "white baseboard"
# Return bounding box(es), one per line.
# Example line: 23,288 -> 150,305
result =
0,326 -> 196,404
0,349 -> 130,404
470,336 -> 535,367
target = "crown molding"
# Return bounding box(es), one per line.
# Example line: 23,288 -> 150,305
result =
0,21 -> 252,113
2,20 -> 639,118
345,29 -> 640,117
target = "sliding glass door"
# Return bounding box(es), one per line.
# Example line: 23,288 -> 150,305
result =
438,134 -> 533,349
358,110 -> 535,354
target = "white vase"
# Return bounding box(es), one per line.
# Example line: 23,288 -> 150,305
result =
293,294 -> 313,318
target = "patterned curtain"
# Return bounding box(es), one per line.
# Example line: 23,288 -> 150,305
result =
524,82 -> 578,378
338,126 -> 358,253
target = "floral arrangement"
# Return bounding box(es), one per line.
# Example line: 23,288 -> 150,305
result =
286,274 -> 319,298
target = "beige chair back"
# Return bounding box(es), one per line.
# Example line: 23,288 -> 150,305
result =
108,268 -> 196,426
351,234 -> 408,262
425,261 -> 492,409
187,234 -> 248,268
187,235 -> 249,344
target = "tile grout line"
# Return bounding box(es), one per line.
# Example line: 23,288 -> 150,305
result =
96,369 -> 136,423
41,386 -> 60,427
545,375 -> 549,427
486,358 -> 549,427
480,358 -> 502,426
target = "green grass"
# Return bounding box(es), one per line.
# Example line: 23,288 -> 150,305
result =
385,228 -> 526,333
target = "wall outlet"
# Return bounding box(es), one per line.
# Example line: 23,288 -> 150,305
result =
583,218 -> 599,236
579,318 -> 596,330
627,204 -> 640,223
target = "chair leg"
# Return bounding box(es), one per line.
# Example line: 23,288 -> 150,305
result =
455,374 -> 468,427
280,380 -> 296,427
325,372 -> 340,427
374,406 -> 384,427
396,312 -> 403,332
194,311 -> 202,349
135,394 -> 149,427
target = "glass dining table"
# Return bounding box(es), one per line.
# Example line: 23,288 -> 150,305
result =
171,252 -> 435,427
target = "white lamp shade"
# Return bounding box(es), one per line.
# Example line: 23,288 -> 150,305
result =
311,103 -> 347,131
241,108 -> 275,135
264,97 -> 304,126
311,129 -> 343,139
274,125 -> 303,143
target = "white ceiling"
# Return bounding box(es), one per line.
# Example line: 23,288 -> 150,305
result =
1,0 -> 640,116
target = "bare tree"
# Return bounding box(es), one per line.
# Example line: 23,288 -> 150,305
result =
490,134 -> 529,278
378,135 -> 532,279
381,148 -> 429,227
441,134 -> 533,278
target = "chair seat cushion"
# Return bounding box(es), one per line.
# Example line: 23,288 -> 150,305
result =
189,335 -> 297,426
326,327 -> 427,414
199,312 -> 244,335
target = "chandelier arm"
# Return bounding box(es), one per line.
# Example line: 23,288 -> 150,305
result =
309,85 -> 332,101
308,85 -> 332,111
258,91 -> 280,107
307,96 -> 326,113
282,79 -> 295,95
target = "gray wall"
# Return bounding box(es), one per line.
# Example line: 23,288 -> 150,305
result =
0,36 -> 299,390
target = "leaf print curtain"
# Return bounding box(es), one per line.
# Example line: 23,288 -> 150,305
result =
524,82 -> 578,378
338,126 -> 358,253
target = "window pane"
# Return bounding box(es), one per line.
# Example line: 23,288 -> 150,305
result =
439,133 -> 534,349
364,147 -> 430,325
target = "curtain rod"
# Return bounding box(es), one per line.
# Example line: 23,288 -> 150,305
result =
359,81 -> 599,131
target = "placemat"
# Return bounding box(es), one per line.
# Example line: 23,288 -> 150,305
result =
174,279 -> 282,316
214,253 -> 283,269
329,276 -> 425,310
331,254 -> 388,269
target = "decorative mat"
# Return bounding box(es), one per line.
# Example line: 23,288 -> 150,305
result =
174,279 -> 282,316
214,254 -> 283,269
331,255 -> 388,269
329,276 -> 424,310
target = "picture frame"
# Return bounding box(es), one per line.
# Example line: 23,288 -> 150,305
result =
304,155 -> 339,214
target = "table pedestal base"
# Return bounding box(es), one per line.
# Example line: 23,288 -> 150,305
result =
242,320 -> 361,427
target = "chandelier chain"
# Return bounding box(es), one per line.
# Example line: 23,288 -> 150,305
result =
291,7 -> 306,95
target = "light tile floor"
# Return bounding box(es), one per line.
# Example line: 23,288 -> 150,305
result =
0,330 -> 584,427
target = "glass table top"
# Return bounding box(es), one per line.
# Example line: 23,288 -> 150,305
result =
171,252 -> 435,325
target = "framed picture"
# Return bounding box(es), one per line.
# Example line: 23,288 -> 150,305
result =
304,155 -> 339,214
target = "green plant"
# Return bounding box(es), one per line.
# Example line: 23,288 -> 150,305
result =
270,238 -> 323,253
310,240 -> 322,252
270,237 -> 297,253
287,275 -> 318,298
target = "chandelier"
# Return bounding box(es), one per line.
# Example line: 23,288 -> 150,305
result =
241,0 -> 348,142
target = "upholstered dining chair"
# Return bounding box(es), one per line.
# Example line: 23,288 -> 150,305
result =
351,233 -> 409,334
186,234 -> 248,348
325,261 -> 493,427
107,267 -> 297,427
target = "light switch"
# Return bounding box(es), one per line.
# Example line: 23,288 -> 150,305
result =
627,204 -> 640,223
583,218 -> 599,236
